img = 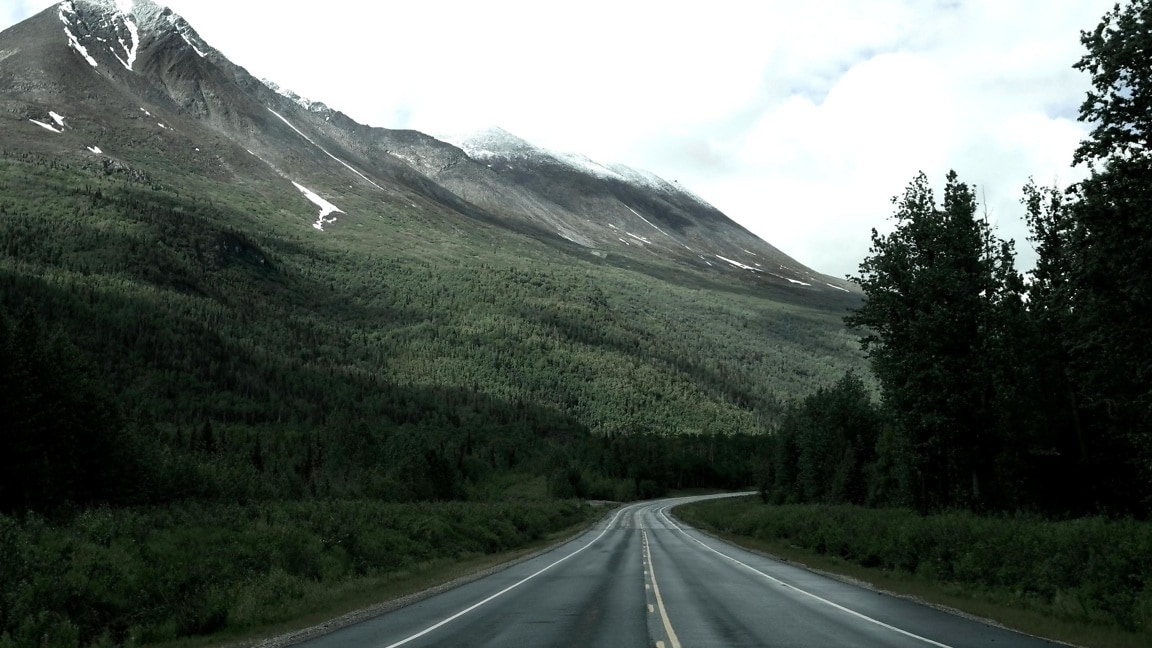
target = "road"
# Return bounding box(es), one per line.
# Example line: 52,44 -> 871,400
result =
298,494 -> 1060,648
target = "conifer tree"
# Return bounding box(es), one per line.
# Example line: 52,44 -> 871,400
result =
1059,0 -> 1152,510
847,172 -> 1022,511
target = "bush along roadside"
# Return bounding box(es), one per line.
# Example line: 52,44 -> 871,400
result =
0,499 -> 594,647
675,498 -> 1152,645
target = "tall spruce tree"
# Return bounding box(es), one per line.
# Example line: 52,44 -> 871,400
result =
847,171 -> 1024,512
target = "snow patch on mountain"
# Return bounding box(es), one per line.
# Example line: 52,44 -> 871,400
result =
180,32 -> 207,57
62,1 -> 214,70
716,255 -> 761,273
826,283 -> 851,293
59,5 -> 99,68
109,8 -> 140,71
292,181 -> 343,231
161,11 -> 212,58
441,127 -> 530,160
627,207 -> 665,235
29,119 -> 62,133
87,146 -> 103,154
554,150 -> 626,181
269,109 -> 386,192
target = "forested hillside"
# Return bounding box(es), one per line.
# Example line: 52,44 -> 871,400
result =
0,145 -> 863,512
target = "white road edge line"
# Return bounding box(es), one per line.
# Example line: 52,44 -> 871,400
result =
380,505 -> 632,648
656,506 -> 956,648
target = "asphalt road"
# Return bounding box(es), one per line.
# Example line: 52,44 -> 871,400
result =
298,494 -> 1061,648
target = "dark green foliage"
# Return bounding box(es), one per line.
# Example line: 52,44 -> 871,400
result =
1016,182 -> 1101,512
678,499 -> 1152,635
845,171 -> 1025,511
0,305 -> 135,513
1067,0 -> 1152,508
761,371 -> 880,506
1073,0 -> 1152,167
0,500 -> 592,647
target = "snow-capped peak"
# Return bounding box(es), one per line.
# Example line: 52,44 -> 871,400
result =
74,0 -> 164,15
262,79 -> 332,114
60,0 -> 190,71
440,126 -> 538,160
442,126 -> 715,207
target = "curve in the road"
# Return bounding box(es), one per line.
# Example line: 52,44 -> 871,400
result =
293,494 -> 1061,648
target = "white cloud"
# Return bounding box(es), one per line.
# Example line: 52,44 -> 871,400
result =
0,0 -> 1114,276
3,0 -> 55,28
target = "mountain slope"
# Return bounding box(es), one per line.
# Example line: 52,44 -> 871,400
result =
0,0 -> 865,444
440,127 -> 841,288
2,0 -> 854,293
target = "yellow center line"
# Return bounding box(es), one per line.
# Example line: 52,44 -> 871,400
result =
643,529 -> 682,648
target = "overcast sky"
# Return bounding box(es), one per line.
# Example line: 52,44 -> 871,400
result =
3,0 -> 1114,277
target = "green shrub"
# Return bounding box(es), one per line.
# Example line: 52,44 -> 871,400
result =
0,499 -> 592,647
678,499 -> 1152,633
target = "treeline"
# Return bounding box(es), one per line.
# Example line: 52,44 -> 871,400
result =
763,0 -> 1152,517
0,295 -> 767,514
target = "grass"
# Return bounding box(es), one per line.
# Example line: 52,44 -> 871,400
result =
675,497 -> 1152,648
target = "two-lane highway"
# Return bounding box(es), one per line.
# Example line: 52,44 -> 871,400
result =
298,495 -> 1061,647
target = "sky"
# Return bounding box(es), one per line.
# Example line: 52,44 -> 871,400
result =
3,0 -> 1115,278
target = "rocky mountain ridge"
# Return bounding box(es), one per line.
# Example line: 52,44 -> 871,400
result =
1,0 -> 855,293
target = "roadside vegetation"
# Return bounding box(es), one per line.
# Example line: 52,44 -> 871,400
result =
0,500 -> 594,647
677,498 -> 1152,648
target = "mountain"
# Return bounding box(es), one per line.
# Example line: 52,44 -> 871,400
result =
0,0 -> 865,445
1,0 -> 852,293
435,127 -> 848,291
